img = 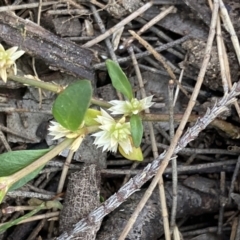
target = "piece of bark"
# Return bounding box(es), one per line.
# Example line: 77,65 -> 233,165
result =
59,164 -> 101,239
52,17 -> 82,37
0,12 -> 94,81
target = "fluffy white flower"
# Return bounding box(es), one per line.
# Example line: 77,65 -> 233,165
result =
109,96 -> 154,115
92,109 -> 132,154
48,121 -> 72,140
0,44 -> 25,83
48,121 -> 84,152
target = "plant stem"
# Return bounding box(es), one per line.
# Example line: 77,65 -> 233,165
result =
90,98 -> 111,108
8,75 -> 63,93
9,75 -> 111,108
10,138 -> 74,185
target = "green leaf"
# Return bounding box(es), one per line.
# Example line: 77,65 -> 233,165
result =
0,149 -> 49,191
10,166 -> 44,191
130,115 -> 143,147
119,144 -> 143,161
0,149 -> 49,176
106,59 -> 133,100
84,108 -> 101,126
53,80 -> 92,131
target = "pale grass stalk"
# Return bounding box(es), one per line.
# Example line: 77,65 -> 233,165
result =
0,1 -> 57,12
230,217 -> 238,240
231,217 -> 240,240
129,30 -> 189,99
122,6 -> 177,48
208,0 -> 240,117
120,1 -> 219,237
48,150 -> 74,236
173,225 -> 182,240
218,0 -> 240,65
0,212 -> 59,226
216,14 -> 228,93
83,2 -> 154,48
120,46 -> 170,240
57,150 -> 75,194
173,63 -> 185,106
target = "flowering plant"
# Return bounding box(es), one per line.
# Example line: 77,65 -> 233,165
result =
0,48 -> 152,204
0,44 -> 24,82
48,60 -> 153,158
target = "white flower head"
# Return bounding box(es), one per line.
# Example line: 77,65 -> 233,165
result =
109,95 -> 154,115
48,121 -> 84,152
92,109 -> 132,154
0,44 -> 25,83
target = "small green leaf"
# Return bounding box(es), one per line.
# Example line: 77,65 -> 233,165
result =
53,80 -> 92,131
0,149 -> 49,176
119,144 -> 143,161
130,115 -> 143,147
0,149 -> 49,191
106,59 -> 133,100
84,108 -> 101,126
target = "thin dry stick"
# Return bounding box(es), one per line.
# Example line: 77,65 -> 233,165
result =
0,130 -> 11,151
136,17 -> 184,53
47,150 -> 74,236
218,171 -> 226,235
90,4 -> 122,100
122,6 -> 177,48
218,0 -> 240,65
26,218 -> 46,240
90,4 -> 117,62
227,156 -> 240,204
0,1 -> 57,12
216,14 -> 229,93
0,212 -> 59,226
57,150 -> 75,194
93,35 -> 189,69
168,80 -> 178,231
129,30 -> 189,99
120,1 -> 219,238
173,60 -> 185,106
235,216 -> 240,240
83,2 -> 154,48
230,217 -> 238,240
125,46 -> 171,240
57,81 -> 240,240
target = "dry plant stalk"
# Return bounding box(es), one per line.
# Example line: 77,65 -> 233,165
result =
119,1 -> 219,237
122,6 -> 177,48
208,0 -> 240,116
57,79 -> 240,239
128,46 -> 171,240
83,2 -> 154,48
128,30 -> 189,98
218,0 -> 240,65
